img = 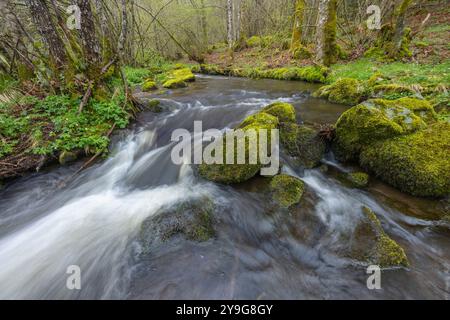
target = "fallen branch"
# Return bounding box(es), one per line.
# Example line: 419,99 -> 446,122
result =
78,80 -> 93,115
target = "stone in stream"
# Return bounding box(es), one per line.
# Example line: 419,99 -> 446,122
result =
347,206 -> 409,268
162,68 -> 195,89
333,97 -> 449,198
338,171 -> 370,189
269,174 -> 305,208
139,197 -> 215,255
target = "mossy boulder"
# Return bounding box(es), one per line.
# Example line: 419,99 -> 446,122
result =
198,111 -> 279,184
314,78 -> 370,106
334,98 -> 436,161
270,174 -> 305,208
262,102 -> 297,124
139,197 -> 215,254
292,45 -> 313,59
349,207 -> 409,268
198,103 -> 298,184
162,68 -> 195,88
294,125 -> 326,168
141,80 -> 157,92
342,172 -> 370,188
59,151 -> 77,165
360,122 -> 450,197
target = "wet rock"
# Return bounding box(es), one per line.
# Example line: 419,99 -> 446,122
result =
146,100 -> 163,113
348,206 -> 409,268
162,68 -> 195,89
294,125 -> 326,169
139,197 -> 215,255
339,172 -> 369,189
269,174 -> 305,208
58,151 -> 77,165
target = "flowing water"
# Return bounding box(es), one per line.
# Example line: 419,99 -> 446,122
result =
0,75 -> 448,299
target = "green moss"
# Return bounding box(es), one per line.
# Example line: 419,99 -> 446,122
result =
58,151 -> 78,165
262,102 -> 296,123
357,207 -> 409,268
163,78 -> 187,89
291,0 -> 306,50
162,68 -> 195,89
292,45 -> 312,59
270,174 -> 305,208
146,100 -> 162,113
373,84 -> 415,99
347,172 -> 369,188
142,80 -> 157,92
334,98 -> 434,161
197,64 -> 328,84
322,0 -> 338,66
360,122 -> 450,198
246,36 -> 262,48
314,78 -> 369,105
198,103 -> 295,184
238,112 -> 279,129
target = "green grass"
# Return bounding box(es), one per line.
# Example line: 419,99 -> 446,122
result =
330,58 -> 450,86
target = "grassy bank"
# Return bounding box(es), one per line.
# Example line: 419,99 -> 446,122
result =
0,60 -> 195,181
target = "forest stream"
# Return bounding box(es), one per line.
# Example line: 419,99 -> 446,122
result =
0,75 -> 448,299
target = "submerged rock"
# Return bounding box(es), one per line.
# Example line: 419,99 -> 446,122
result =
139,197 -> 215,254
349,207 -> 409,268
146,100 -> 163,113
269,174 -> 305,208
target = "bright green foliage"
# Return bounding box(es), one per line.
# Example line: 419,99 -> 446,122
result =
270,174 -> 305,208
0,93 -> 130,160
360,122 -> 450,197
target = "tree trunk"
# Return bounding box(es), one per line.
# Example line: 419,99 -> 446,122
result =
235,0 -> 241,42
200,0 -> 208,47
118,0 -> 128,60
392,0 -> 412,53
291,0 -> 306,50
26,0 -> 67,72
77,0 -> 101,72
226,0 -> 234,50
315,0 -> 337,66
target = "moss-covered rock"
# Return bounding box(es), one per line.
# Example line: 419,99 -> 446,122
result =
162,68 -> 195,88
373,84 -> 416,99
270,174 -> 305,208
262,102 -> 297,123
198,111 -> 279,185
314,78 -> 370,106
292,45 -> 312,59
146,100 -> 162,113
139,197 -> 215,254
294,125 -> 326,168
345,172 -> 370,188
360,122 -> 450,198
350,206 -> 409,268
59,151 -> 77,165
141,80 -> 157,92
334,98 -> 435,161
